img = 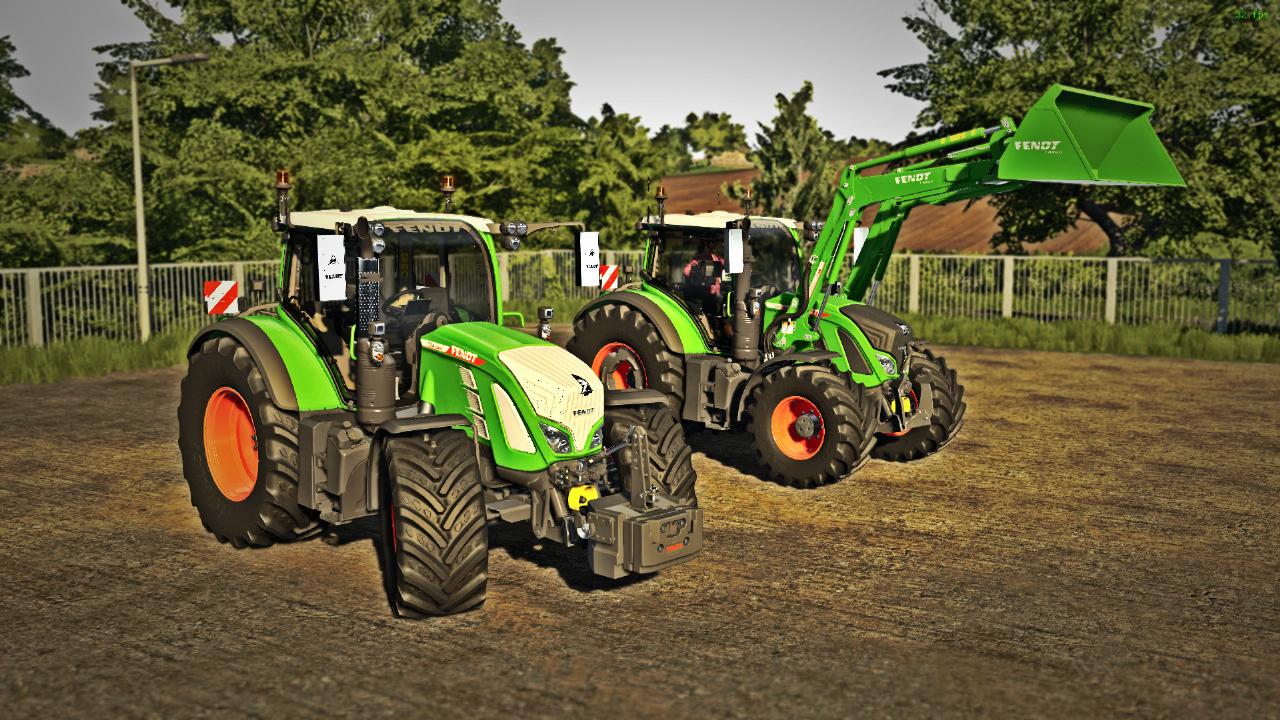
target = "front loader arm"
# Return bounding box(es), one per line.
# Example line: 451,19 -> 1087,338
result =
808,122 -> 1021,307
788,83 -> 1185,327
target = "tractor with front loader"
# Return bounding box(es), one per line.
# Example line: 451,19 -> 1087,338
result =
569,84 -> 1184,487
177,175 -> 701,618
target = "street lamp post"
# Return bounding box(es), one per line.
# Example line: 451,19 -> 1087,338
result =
130,53 -> 208,342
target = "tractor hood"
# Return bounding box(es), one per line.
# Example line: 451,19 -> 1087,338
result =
420,323 -> 605,457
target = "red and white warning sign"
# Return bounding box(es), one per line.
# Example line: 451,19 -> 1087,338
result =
204,280 -> 239,315
599,264 -> 619,291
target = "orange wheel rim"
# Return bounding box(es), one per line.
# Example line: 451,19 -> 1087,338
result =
203,387 -> 258,502
591,342 -> 646,390
770,395 -> 825,461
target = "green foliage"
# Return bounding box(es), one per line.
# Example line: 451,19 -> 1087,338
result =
0,329 -> 191,386
0,0 -> 685,265
684,111 -> 749,158
0,159 -> 134,266
881,1 -> 1280,259
903,313 -> 1280,363
728,81 -> 837,220
0,35 -> 38,128
0,36 -> 68,164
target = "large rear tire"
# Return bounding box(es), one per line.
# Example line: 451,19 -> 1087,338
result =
603,404 -> 697,504
872,345 -> 966,462
748,365 -> 878,488
569,304 -> 685,416
380,431 -> 488,618
178,336 -> 321,547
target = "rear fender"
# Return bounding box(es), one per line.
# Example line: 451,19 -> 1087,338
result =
575,287 -> 709,355
188,312 -> 347,412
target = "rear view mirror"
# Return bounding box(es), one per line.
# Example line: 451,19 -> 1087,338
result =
575,231 -> 600,287
725,228 -> 744,274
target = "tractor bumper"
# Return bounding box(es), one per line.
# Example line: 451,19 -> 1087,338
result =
585,494 -> 703,579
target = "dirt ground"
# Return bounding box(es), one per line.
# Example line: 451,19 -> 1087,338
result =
1,345 -> 1277,718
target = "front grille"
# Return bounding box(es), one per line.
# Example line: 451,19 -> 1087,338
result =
838,331 -> 873,375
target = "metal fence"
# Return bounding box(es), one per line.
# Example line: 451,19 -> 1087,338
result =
872,255 -> 1280,333
1,252 -> 1277,348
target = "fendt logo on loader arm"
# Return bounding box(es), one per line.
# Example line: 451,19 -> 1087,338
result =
895,171 -> 933,185
1014,140 -> 1063,153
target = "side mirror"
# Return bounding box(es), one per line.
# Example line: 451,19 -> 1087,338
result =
725,228 -> 744,274
574,231 -> 600,287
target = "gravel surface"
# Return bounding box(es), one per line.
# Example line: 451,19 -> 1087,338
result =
1,346 -> 1277,718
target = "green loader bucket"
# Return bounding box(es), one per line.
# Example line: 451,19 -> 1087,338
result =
998,84 -> 1184,186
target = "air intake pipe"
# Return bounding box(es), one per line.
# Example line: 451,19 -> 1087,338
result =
730,219 -> 760,367
352,217 -> 396,427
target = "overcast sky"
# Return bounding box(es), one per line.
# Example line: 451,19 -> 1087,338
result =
4,0 -> 929,142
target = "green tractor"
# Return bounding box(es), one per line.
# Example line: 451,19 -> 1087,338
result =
177,174 -> 701,618
569,85 -> 1184,487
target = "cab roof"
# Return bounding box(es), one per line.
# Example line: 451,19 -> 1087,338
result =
288,207 -> 494,235
638,210 -> 797,231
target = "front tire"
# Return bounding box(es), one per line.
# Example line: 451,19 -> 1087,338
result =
748,365 -> 878,488
872,345 -> 966,462
603,404 -> 697,503
380,431 -> 488,618
569,303 -> 685,416
178,336 -> 319,548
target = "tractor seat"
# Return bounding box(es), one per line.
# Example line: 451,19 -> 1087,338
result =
404,286 -> 449,316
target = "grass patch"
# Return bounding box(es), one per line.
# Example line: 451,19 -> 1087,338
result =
901,313 -> 1280,363
0,330 -> 190,386
3,313 -> 1274,388
504,297 -> 596,328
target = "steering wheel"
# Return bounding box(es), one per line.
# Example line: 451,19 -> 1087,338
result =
383,287 -> 462,325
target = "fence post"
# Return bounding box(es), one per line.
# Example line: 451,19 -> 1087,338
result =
25,269 -> 44,347
232,261 -> 246,300
908,255 -> 920,314
1105,258 -> 1118,325
1001,256 -> 1014,319
1216,259 -> 1231,333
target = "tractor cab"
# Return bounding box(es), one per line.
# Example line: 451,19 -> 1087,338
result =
281,209 -> 503,401
639,211 -> 802,350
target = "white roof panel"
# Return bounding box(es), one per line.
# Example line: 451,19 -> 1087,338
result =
639,210 -> 797,230
288,207 -> 494,235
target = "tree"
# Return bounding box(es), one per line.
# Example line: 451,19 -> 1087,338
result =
880,0 -> 1280,258
731,81 -> 843,220
0,35 -> 67,165
684,111 -> 749,158
43,0 -> 675,261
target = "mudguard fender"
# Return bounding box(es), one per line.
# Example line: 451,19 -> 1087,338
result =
576,291 -> 687,353
188,317 -> 299,411
734,350 -> 839,423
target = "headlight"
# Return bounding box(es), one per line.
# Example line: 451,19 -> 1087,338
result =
876,352 -> 897,376
591,426 -> 603,449
540,423 -> 572,454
